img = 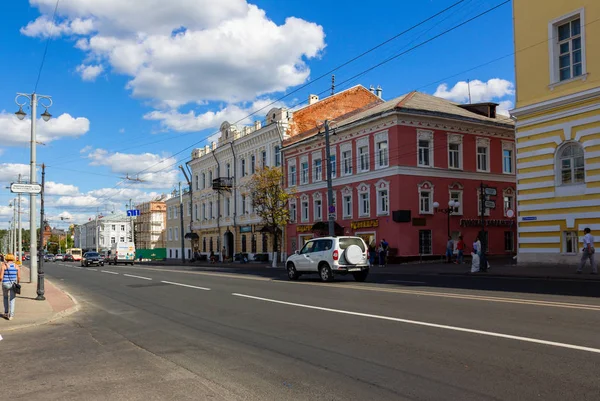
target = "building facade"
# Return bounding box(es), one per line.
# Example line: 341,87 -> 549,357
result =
512,2 -> 600,264
134,198 -> 167,251
284,92 -> 517,259
188,85 -> 381,261
75,213 -> 133,252
165,190 -> 193,260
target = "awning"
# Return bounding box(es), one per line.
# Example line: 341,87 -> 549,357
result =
185,233 -> 199,240
259,226 -> 281,234
311,221 -> 344,235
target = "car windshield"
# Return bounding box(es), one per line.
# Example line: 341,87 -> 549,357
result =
338,238 -> 366,251
86,253 -> 99,257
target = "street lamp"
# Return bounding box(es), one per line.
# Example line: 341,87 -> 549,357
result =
15,92 -> 53,292
433,200 -> 460,237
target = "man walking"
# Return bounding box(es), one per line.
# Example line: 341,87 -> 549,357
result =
446,236 -> 454,263
577,227 -> 597,274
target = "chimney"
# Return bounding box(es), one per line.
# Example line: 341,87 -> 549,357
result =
211,142 -> 217,150
308,94 -> 319,105
375,85 -> 382,99
369,85 -> 375,93
254,120 -> 262,130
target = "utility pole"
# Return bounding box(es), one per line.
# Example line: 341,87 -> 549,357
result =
12,199 -> 17,257
17,174 -> 22,263
129,199 -> 134,242
324,120 -> 335,237
37,164 -> 46,300
479,182 -> 488,272
179,182 -> 185,264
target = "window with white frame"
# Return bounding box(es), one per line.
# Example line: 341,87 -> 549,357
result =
251,154 -> 256,174
274,146 -> 281,167
314,158 -> 322,182
241,159 -> 246,176
301,160 -> 309,184
375,131 -> 389,169
550,12 -> 585,84
174,229 -> 178,240
342,188 -> 352,219
375,180 -> 389,216
417,130 -> 433,167
448,134 -> 462,169
226,163 -> 231,177
225,197 -> 231,217
261,150 -> 267,167
241,195 -> 247,214
330,154 -> 337,178
476,138 -> 490,172
357,184 -> 370,217
503,188 -> 515,217
314,198 -> 322,221
342,149 -> 352,175
202,172 -> 206,189
194,204 -> 198,220
120,237 -> 125,242
168,207 -> 172,220
290,202 -> 297,222
359,145 -> 369,172
195,174 -> 199,190
202,203 -> 207,219
502,142 -> 514,174
558,142 -> 585,185
449,190 -> 463,215
208,201 -> 213,219
168,228 -> 173,241
564,231 -> 579,254
301,199 -> 309,222
208,170 -> 212,185
187,202 -> 191,216
121,224 -> 125,231
418,182 -> 433,214
289,164 -> 297,186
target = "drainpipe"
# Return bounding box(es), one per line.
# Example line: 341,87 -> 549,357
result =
273,121 -> 286,267
211,149 -> 222,262
229,141 -> 237,258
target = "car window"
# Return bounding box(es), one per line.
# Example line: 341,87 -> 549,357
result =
300,241 -> 315,254
338,237 -> 365,251
322,240 -> 333,251
87,252 -> 99,257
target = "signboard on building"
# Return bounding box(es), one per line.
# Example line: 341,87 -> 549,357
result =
296,225 -> 313,233
484,200 -> 496,209
127,209 -> 140,217
240,226 -> 252,233
212,177 -> 234,190
484,187 -> 497,196
459,219 -> 513,227
350,219 -> 379,230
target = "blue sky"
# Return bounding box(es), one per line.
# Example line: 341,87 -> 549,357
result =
0,0 -> 516,229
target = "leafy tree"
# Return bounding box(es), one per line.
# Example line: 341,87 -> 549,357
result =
245,166 -> 294,260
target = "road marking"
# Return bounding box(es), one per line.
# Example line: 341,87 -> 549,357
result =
87,268 -> 98,271
387,280 -> 426,284
114,265 -> 271,282
161,280 -> 210,291
233,293 -> 600,355
101,270 -> 119,275
124,274 -> 152,281
72,266 -> 83,269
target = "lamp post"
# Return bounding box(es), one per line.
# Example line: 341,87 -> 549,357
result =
433,200 -> 460,237
15,92 -> 52,285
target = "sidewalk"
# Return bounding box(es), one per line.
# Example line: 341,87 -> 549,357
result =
0,267 -> 78,332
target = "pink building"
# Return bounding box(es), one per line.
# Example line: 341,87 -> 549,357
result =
283,91 -> 517,260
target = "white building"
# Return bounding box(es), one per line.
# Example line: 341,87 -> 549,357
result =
75,213 -> 133,252
165,189 -> 193,260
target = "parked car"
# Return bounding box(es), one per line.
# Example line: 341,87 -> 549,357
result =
44,254 -> 55,262
55,254 -> 64,261
81,252 -> 104,267
63,254 -> 74,262
285,236 -> 370,282
25,255 -> 30,260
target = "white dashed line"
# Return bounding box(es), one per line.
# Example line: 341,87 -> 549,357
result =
386,280 -> 426,284
87,268 -> 98,271
233,293 -> 600,355
124,274 -> 152,281
161,280 -> 210,291
73,266 -> 83,269
101,270 -> 119,275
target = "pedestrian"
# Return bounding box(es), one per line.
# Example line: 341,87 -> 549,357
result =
445,236 -> 454,263
577,227 -> 597,274
473,236 -> 481,256
209,251 -> 216,264
455,236 -> 465,264
222,246 -> 227,262
378,242 -> 387,268
368,241 -> 376,268
1,254 -> 21,320
381,239 -> 389,265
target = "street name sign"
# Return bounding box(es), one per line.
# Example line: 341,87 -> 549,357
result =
484,200 -> 496,209
10,183 -> 42,194
484,187 -> 497,196
127,209 -> 140,217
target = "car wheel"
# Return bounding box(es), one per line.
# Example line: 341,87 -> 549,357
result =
319,263 -> 334,282
352,270 -> 369,282
100,262 -> 104,266
287,263 -> 300,280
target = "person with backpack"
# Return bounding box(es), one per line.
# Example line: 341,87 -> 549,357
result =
1,254 -> 21,320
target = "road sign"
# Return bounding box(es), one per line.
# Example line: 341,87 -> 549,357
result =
506,209 -> 514,218
484,200 -> 496,209
522,216 -> 537,221
10,183 -> 42,194
127,209 -> 140,217
328,213 -> 336,219
484,187 -> 497,196
328,206 -> 335,213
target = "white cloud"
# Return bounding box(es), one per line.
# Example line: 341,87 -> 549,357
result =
45,181 -> 80,196
433,78 -> 515,105
0,163 -> 30,183
80,145 -> 92,154
119,128 -> 125,133
497,100 -> 514,117
0,112 -> 90,147
23,1 -> 326,107
76,64 -> 104,81
53,194 -> 101,208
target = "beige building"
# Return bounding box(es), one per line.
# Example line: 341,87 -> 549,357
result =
134,197 -> 167,250
165,189 -> 193,260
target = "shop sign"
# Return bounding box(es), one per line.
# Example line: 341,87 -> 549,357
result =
296,225 -> 313,233
240,226 -> 253,233
412,218 -> 426,226
351,219 -> 379,230
460,219 -> 513,227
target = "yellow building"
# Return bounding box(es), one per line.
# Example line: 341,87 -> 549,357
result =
512,2 -> 600,263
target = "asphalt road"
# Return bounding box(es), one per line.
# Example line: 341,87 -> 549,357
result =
4,261 -> 600,400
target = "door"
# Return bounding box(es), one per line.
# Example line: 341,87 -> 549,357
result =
297,240 -> 316,271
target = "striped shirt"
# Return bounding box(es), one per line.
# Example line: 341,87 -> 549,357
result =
2,262 -> 18,284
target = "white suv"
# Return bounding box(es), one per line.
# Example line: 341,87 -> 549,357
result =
286,236 -> 369,282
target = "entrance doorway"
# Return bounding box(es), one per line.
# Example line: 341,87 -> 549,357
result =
224,230 -> 234,261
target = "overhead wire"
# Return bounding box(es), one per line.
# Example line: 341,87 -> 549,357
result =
34,0 -> 61,92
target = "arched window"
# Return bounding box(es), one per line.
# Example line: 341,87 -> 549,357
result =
558,143 -> 584,185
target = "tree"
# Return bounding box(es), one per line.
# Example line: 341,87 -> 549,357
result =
246,166 -> 294,262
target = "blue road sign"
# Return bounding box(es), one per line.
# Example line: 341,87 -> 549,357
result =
522,216 -> 537,221
127,209 -> 140,217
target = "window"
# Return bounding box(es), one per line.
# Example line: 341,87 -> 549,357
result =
419,230 -> 432,255
120,236 -> 125,242
208,170 -> 212,185
377,140 -> 388,168
208,201 -> 213,219
417,130 -> 434,168
175,249 -> 178,259
194,204 -> 198,220
359,145 -> 369,172
241,195 -> 247,214
202,173 -> 206,189
314,199 -> 322,221
251,235 -> 257,254
168,207 -> 172,220
503,148 -> 514,174
262,233 -> 268,253
274,146 -> 281,167
174,207 -> 178,218
301,200 -> 309,222
477,145 -> 489,172
564,231 -> 578,254
342,150 -> 352,175
174,229 -> 178,240
289,165 -> 297,186
261,150 -> 267,167
225,197 -> 231,217
111,225 -> 116,231
449,190 -> 463,215
241,235 -> 247,253
359,193 -> 370,217
418,182 -> 433,214
202,203 -> 206,219
290,202 -> 297,222
202,237 -> 206,253
226,163 -> 231,177
504,231 -> 514,252
241,159 -> 246,176
343,194 -> 352,218
301,161 -> 309,184
330,154 -> 337,178
557,17 -> 582,82
314,159 -> 322,182
377,188 -> 389,215
558,143 -> 584,185
448,134 -> 463,169
503,194 -> 514,216
251,154 -> 256,174
187,201 -> 191,216
111,237 -> 116,244
195,174 -> 199,190
418,139 -> 431,166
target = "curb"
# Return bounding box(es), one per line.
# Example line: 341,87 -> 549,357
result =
437,271 -> 600,282
4,277 -> 80,332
